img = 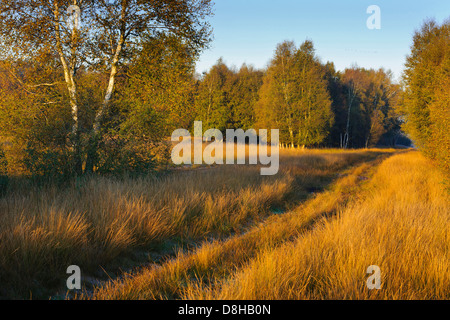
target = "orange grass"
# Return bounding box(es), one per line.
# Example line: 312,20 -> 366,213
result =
0,148 -> 390,298
182,151 -> 450,300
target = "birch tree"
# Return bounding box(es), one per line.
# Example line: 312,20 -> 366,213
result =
255,40 -> 333,148
0,0 -> 213,174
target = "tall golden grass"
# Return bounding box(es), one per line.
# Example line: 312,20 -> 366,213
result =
182,151 -> 450,300
0,148 -> 388,298
86,153 -> 387,300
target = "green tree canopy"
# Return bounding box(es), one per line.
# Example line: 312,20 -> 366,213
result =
255,40 -> 333,147
401,19 -> 450,174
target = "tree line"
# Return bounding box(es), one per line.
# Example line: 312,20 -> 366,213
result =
191,40 -> 405,150
0,37 -> 405,177
0,1 -> 447,180
400,19 -> 449,175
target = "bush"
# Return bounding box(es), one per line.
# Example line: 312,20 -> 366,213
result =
23,144 -> 74,179
96,136 -> 157,176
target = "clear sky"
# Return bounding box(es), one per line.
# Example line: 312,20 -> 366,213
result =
196,0 -> 450,82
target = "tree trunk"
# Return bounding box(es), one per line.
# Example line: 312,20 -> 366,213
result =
289,128 -> 294,148
344,87 -> 355,149
53,1 -> 82,175
84,133 -> 97,174
86,4 -> 126,173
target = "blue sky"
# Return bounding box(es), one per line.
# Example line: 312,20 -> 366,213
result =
196,0 -> 450,82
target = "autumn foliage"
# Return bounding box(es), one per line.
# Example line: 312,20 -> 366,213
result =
401,19 -> 450,175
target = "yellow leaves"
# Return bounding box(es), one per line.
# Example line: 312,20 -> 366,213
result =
402,19 -> 450,175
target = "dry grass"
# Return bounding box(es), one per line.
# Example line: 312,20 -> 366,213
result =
0,148 -> 389,299
85,150 -> 395,299
181,151 -> 450,300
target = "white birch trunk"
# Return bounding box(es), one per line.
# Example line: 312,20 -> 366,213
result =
53,1 -> 78,138
93,4 -> 127,134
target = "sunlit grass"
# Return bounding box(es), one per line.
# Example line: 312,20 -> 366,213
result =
0,148 -> 390,298
182,152 -> 449,300
86,153 -> 387,300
